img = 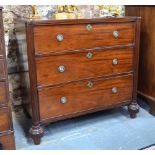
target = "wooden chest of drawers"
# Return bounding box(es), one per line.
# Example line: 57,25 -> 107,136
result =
0,7 -> 15,150
14,17 -> 141,145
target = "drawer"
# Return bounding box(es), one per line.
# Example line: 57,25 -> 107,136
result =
0,107 -> 10,132
39,74 -> 133,121
36,48 -> 133,87
0,82 -> 7,106
0,59 -> 5,79
34,22 -> 135,53
0,133 -> 15,150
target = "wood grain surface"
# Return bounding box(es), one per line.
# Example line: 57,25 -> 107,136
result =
0,133 -> 15,150
36,47 -> 134,87
34,22 -> 135,52
39,74 -> 133,120
0,82 -> 7,106
0,8 -> 15,149
0,107 -> 10,132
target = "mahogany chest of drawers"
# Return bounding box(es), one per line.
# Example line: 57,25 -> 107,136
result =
0,7 -> 15,150
14,17 -> 141,145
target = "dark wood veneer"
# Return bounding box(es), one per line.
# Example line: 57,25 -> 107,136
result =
36,47 -> 134,87
0,7 -> 15,150
39,74 -> 133,120
0,133 -> 15,150
34,22 -> 135,52
0,82 -> 7,106
14,16 -> 141,145
24,16 -> 140,25
0,107 -> 10,132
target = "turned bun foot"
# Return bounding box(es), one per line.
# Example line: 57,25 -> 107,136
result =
29,125 -> 44,145
31,135 -> 42,145
128,102 -> 139,118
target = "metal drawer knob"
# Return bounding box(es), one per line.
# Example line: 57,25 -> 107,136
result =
60,96 -> 67,104
86,24 -> 93,31
112,87 -> 118,94
56,34 -> 64,42
58,65 -> 65,73
112,58 -> 119,65
87,81 -> 94,88
113,31 -> 119,38
86,52 -> 93,59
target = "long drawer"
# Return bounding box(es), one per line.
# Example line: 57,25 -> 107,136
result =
34,22 -> 135,53
0,107 -> 10,132
36,48 -> 133,87
39,74 -> 133,121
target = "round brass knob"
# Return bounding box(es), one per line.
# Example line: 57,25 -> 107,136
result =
112,58 -> 119,65
86,52 -> 93,59
58,65 -> 65,73
113,31 -> 119,38
87,81 -> 94,88
56,34 -> 64,42
112,87 -> 118,94
60,96 -> 67,104
86,24 -> 93,31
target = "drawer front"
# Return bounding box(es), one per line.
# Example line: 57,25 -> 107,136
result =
0,82 -> 7,106
0,59 -> 5,79
0,133 -> 15,150
39,75 -> 133,120
36,48 -> 133,87
0,108 -> 10,132
34,22 -> 135,53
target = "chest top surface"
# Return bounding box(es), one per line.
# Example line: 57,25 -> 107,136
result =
21,16 -> 141,26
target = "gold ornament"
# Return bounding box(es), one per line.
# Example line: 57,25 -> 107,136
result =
30,5 -> 41,19
54,5 -> 79,19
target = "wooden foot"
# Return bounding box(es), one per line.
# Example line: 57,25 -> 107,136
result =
128,102 -> 139,118
29,125 -> 44,145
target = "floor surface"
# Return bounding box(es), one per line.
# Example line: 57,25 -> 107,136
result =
13,98 -> 155,150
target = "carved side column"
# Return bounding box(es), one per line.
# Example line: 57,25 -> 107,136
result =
26,23 -> 44,145
128,18 -> 141,118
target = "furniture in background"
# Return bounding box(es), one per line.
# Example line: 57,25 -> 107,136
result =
0,7 -> 15,150
126,6 -> 155,115
14,16 -> 140,145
